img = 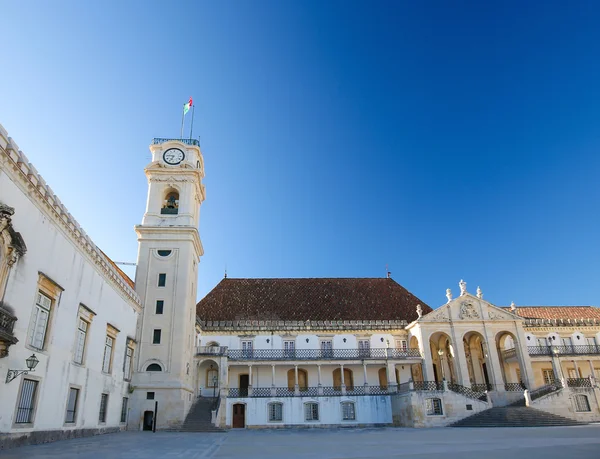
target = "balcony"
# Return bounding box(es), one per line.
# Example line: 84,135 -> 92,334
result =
152,138 -> 199,146
566,378 -> 593,388
222,348 -> 421,361
0,304 -> 18,357
526,345 -> 600,357
197,346 -> 229,356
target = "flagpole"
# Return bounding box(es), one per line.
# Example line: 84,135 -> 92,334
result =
180,104 -> 185,138
189,105 -> 195,139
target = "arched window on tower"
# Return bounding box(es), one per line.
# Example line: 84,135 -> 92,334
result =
146,363 -> 162,372
161,189 -> 179,215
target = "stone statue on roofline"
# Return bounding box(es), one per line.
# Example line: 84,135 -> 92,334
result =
459,279 -> 467,296
416,304 -> 423,318
446,288 -> 452,303
476,286 -> 483,299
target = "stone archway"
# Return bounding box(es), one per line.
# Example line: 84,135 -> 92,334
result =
198,359 -> 220,398
496,330 -> 530,390
462,331 -> 491,390
429,332 -> 457,383
409,336 -> 424,382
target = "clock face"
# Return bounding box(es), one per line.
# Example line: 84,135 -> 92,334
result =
163,148 -> 185,165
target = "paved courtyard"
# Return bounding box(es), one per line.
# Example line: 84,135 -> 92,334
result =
2,426 -> 600,459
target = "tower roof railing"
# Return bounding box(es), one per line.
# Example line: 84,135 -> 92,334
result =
152,138 -> 199,146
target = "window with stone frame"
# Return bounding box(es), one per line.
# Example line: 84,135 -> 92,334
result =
123,342 -> 134,381
102,324 -> 119,374
268,402 -> 283,422
304,402 -> 319,421
574,394 -> 591,412
542,369 -> 556,385
396,339 -> 408,351
74,318 -> 89,365
120,397 -> 128,423
99,393 -> 109,423
28,274 -> 63,351
65,387 -> 79,424
15,378 -> 39,424
358,339 -> 370,357
426,398 -> 443,416
341,401 -> 356,420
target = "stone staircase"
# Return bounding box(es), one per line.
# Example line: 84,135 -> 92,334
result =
178,397 -> 224,432
450,405 -> 585,428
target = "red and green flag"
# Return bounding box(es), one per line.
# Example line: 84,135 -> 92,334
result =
183,97 -> 193,115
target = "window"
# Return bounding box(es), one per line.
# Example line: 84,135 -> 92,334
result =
542,369 -> 555,385
358,339 -> 370,357
158,273 -> 166,287
207,369 -> 218,387
304,402 -> 319,421
241,340 -> 253,357
147,392 -> 155,400
120,397 -> 128,423
157,250 -> 171,257
29,291 -> 52,350
99,393 -> 108,423
426,398 -> 443,416
333,368 -> 354,391
396,340 -> 408,351
574,394 -> 591,412
341,402 -> 356,420
516,369 -> 522,384
15,379 -> 39,424
153,329 -> 162,344
320,340 -> 333,358
268,402 -> 283,422
74,319 -> 88,364
567,368 -> 579,379
155,300 -> 164,314
537,338 -> 550,347
65,388 -> 79,423
146,363 -> 162,372
284,340 -> 295,358
123,346 -> 133,380
102,336 -> 114,373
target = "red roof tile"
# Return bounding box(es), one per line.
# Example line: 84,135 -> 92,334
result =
502,306 -> 600,320
196,278 -> 431,322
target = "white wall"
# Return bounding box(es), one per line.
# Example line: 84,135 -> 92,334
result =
0,141 -> 139,435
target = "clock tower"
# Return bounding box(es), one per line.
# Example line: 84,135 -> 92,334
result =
130,138 -> 205,430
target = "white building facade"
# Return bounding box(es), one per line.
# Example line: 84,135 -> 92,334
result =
0,125 -> 141,447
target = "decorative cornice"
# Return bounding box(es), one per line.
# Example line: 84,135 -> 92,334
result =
196,319 -> 408,333
523,318 -> 600,327
0,125 -> 141,311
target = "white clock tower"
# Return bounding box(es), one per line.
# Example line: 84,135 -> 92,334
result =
130,138 -> 205,430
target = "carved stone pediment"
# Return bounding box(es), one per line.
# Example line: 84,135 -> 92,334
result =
420,294 -> 521,323
459,301 -> 480,319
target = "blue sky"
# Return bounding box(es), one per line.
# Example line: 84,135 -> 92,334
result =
2,1 -> 600,308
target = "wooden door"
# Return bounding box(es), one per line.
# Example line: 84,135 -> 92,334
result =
378,367 -> 387,389
232,404 -> 245,428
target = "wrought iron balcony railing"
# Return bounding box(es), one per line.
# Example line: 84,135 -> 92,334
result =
412,381 -> 444,391
526,345 -> 600,356
566,378 -> 593,388
196,346 -> 229,356
152,138 -> 200,146
224,348 -> 422,361
0,306 -> 17,336
447,383 -> 488,402
504,382 -> 527,391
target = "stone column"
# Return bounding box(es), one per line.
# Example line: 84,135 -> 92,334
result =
573,360 -> 580,378
589,360 -> 595,381
340,364 -> 346,395
317,365 -> 323,395
294,365 -> 300,395
387,362 -> 397,392
248,365 -> 253,396
420,333 -> 435,382
451,337 -> 472,387
512,326 -> 536,390
271,364 -> 276,396
481,329 -> 506,390
363,362 -> 368,385
219,357 -> 229,397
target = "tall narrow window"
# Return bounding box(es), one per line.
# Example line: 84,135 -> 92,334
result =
155,300 -> 164,314
120,397 -> 128,423
29,292 -> 52,350
284,340 -> 295,358
74,319 -> 88,364
15,379 -> 39,424
268,402 -> 283,422
65,387 -> 79,423
542,369 -> 555,385
341,401 -> 356,420
304,402 -> 319,421
102,336 -> 114,373
241,340 -> 253,358
320,340 -> 333,358
123,346 -> 133,381
358,339 -> 370,357
153,329 -> 162,344
158,273 -> 166,287
396,340 -> 408,351
99,393 -> 108,422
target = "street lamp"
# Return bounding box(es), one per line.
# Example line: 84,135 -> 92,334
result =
212,375 -> 219,398
6,354 -> 39,383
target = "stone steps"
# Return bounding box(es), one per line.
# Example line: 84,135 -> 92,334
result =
177,398 -> 225,432
450,406 -> 585,428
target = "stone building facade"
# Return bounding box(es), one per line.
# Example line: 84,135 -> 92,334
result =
1,125 -> 599,446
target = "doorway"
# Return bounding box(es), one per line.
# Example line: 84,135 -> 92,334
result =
232,403 -> 245,428
239,374 -> 249,396
482,363 -> 490,387
143,411 -> 154,431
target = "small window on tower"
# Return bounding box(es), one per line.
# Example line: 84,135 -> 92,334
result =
157,250 -> 172,257
158,273 -> 166,287
155,300 -> 164,314
161,190 -> 179,215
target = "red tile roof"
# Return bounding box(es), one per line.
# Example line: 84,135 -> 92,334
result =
196,278 -> 431,322
98,249 -> 135,289
502,306 -> 600,320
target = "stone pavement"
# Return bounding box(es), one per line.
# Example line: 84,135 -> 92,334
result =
1,426 -> 599,459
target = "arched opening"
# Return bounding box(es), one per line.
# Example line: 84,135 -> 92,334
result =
198,359 -> 220,397
333,368 -> 354,390
496,331 -> 529,390
146,363 -> 162,372
409,336 -> 424,382
463,331 -> 491,390
161,188 -> 179,215
429,332 -> 457,383
287,368 -> 308,391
